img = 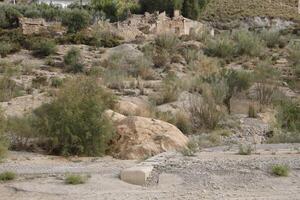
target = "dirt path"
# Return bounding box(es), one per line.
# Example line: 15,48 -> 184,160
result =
0,144 -> 300,200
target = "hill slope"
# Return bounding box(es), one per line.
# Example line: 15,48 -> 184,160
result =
201,0 -> 300,21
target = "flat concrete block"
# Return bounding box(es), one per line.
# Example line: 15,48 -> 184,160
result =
120,166 -> 153,186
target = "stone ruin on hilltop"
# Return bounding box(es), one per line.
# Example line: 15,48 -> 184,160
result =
19,17 -> 66,36
18,10 -> 206,41
113,10 -> 205,41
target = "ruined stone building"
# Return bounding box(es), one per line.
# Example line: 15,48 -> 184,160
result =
19,17 -> 66,36
113,10 -> 205,41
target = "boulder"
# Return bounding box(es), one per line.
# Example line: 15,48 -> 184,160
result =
111,116 -> 188,159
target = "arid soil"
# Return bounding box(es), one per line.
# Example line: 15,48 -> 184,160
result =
0,143 -> 300,200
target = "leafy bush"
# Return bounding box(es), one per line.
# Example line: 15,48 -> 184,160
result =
234,30 -> 264,57
0,5 -> 21,28
271,164 -> 289,177
33,77 -> 116,156
0,41 -> 14,57
65,174 -> 88,185
0,171 -> 16,182
62,9 -> 91,33
238,144 -> 253,155
63,47 -> 84,73
32,39 -> 57,57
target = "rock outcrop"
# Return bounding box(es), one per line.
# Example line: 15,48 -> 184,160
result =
111,116 -> 188,160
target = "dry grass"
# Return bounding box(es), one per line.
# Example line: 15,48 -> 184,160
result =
202,0 -> 300,21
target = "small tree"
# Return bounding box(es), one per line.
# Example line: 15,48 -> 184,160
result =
33,77 -> 116,156
62,9 -> 91,33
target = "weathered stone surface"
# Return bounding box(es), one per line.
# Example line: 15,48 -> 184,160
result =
104,110 -> 126,123
111,116 -> 188,160
120,166 -> 153,186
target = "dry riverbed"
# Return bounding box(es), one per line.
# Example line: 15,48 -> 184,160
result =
0,143 -> 300,200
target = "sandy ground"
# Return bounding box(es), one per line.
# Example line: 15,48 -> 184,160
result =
0,143 -> 300,200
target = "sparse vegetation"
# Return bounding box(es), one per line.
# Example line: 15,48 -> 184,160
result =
271,164 -> 290,177
0,171 -> 16,182
32,39 -> 57,58
181,139 -> 198,156
0,108 -> 8,160
65,174 -> 88,185
248,104 -> 257,118
64,47 -> 84,73
238,144 -> 253,155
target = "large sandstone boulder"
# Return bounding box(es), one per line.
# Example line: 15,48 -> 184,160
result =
111,116 -> 188,160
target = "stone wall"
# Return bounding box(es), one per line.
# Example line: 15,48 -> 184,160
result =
19,17 -> 66,36
19,17 -> 47,35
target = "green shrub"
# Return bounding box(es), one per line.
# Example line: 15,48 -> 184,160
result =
51,77 -> 64,88
32,39 -> 57,57
289,42 -> 300,65
33,77 -> 116,156
260,30 -> 281,48
271,164 -> 289,177
189,84 -> 224,130
6,115 -> 36,151
181,139 -> 198,156
276,99 -> 300,133
181,48 -> 200,64
0,5 -> 21,28
155,33 -> 180,53
0,171 -> 16,182
62,9 -> 91,33
204,34 -> 235,58
0,76 -> 23,102
151,73 -> 182,105
238,144 -> 253,155
248,104 -> 257,118
254,60 -> 280,105
0,108 -> 8,160
0,41 -> 14,57
63,47 -> 84,73
65,174 -> 88,185
234,30 -> 264,57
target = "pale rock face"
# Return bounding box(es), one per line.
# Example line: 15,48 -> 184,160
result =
104,110 -> 126,123
111,116 -> 188,160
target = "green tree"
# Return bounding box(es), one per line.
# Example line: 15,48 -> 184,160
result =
182,0 -> 209,19
140,0 -> 183,16
33,77 -> 116,156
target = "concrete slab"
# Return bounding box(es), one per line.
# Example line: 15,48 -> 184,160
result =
120,166 -> 153,186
